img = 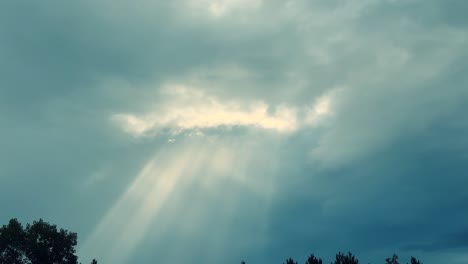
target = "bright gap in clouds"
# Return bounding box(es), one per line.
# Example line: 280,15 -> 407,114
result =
112,84 -> 336,138
189,0 -> 262,17
87,84 -> 337,262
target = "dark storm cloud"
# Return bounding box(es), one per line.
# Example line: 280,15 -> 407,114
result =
266,97 -> 468,263
1,1 -> 467,264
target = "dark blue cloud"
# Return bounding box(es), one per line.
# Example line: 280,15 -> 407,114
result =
1,1 -> 467,264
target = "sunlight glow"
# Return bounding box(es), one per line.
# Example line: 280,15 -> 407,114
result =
80,139 -> 276,263
112,85 -> 299,136
112,85 -> 340,138
304,88 -> 341,126
80,145 -> 207,263
92,86 -> 338,263
188,0 -> 262,17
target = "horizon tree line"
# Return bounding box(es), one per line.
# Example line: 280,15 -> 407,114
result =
242,252 -> 422,264
241,252 -> 423,264
2,218 -> 423,264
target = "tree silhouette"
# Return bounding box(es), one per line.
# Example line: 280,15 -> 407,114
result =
409,256 -> 422,264
333,252 -> 359,264
305,253 -> 323,264
284,257 -> 298,264
0,218 -> 26,264
2,218 -> 427,264
0,218 -> 96,264
385,254 -> 399,264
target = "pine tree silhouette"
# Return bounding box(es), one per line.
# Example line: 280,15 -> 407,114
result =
284,257 -> 298,264
305,253 -> 323,264
409,256 -> 422,264
333,252 -> 359,264
385,254 -> 399,264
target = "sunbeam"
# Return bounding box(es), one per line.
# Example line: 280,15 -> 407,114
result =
80,143 -> 210,263
146,139 -> 278,263
80,137 -> 277,263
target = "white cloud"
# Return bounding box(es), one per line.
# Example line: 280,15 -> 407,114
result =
304,88 -> 341,126
112,84 -> 300,136
112,83 -> 339,137
189,0 -> 262,17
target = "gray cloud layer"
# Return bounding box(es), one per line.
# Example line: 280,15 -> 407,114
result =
1,1 -> 468,263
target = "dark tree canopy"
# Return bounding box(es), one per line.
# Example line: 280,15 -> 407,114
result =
306,253 -> 323,264
409,256 -> 422,264
0,218 -> 96,264
283,257 -> 298,264
333,252 -> 359,264
385,254 -> 399,264
0,218 -> 26,264
238,253 -> 420,264
2,218 -> 425,264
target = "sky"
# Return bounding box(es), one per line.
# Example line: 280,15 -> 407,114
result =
1,0 -> 468,263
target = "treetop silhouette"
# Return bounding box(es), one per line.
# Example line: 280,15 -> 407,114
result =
2,218 -> 424,264
283,257 -> 298,264
306,253 -> 323,264
0,218 -> 96,264
333,252 -> 359,264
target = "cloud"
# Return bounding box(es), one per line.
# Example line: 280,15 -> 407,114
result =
112,84 -> 299,135
112,83 -> 339,137
304,88 -> 340,126
185,0 -> 262,18
2,0 -> 468,264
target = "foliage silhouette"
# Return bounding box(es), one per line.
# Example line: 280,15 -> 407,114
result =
237,252 -> 422,264
237,251 -> 422,264
0,218 -> 96,264
284,257 -> 298,264
333,252 -> 359,264
306,253 -> 323,264
2,218 -> 426,264
385,254 -> 399,264
409,256 -> 422,264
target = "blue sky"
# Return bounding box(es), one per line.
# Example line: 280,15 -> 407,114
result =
1,1 -> 468,263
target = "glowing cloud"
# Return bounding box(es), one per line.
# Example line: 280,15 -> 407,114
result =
112,84 -> 299,136
303,87 -> 344,128
112,84 -> 340,138
190,0 -> 262,17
